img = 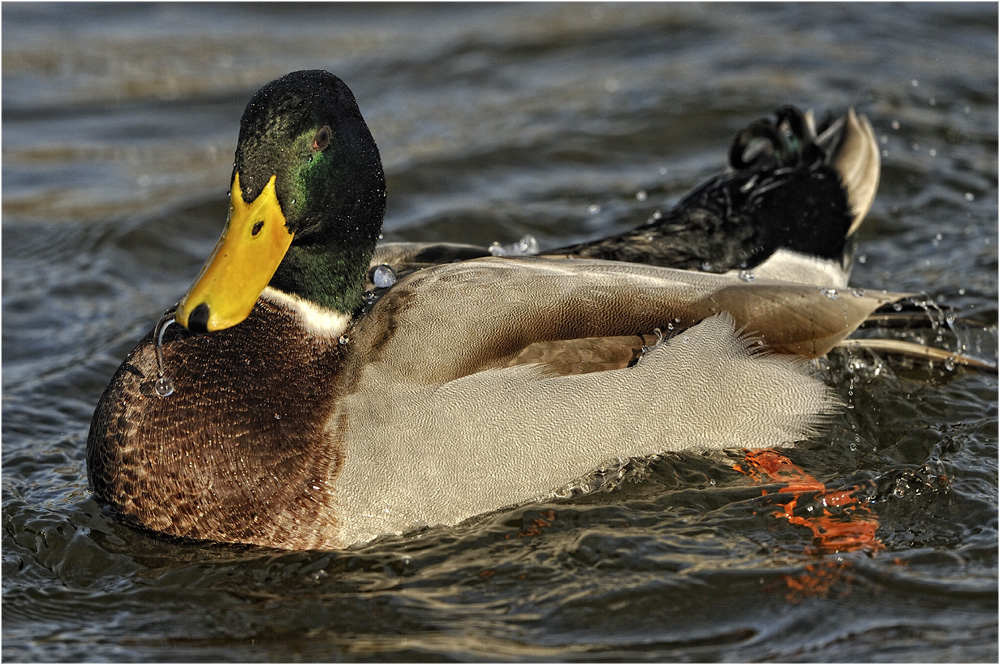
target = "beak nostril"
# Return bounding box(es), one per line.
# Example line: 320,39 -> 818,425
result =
189,303 -> 211,333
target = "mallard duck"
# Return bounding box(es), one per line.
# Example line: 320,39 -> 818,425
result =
88,70 -> 896,550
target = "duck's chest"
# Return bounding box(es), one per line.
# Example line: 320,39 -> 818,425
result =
87,298 -> 350,549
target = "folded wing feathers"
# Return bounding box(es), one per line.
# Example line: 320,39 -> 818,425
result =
334,250 -> 902,544
334,313 -> 840,545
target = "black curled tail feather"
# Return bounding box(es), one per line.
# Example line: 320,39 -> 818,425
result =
548,105 -> 857,271
730,106 -> 828,171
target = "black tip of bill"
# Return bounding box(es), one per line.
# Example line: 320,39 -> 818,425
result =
188,303 -> 211,333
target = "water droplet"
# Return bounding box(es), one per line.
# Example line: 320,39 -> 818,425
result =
851,287 -> 866,298
512,234 -> 539,255
588,203 -> 601,214
738,269 -> 755,282
489,234 -> 539,257
154,377 -> 174,397
372,263 -> 396,288
910,79 -> 919,87
152,311 -> 177,398
635,190 -> 648,202
820,288 -> 839,300
274,413 -> 281,420
857,253 -> 867,264
944,357 -> 956,371
929,148 -> 937,157
338,334 -> 350,345
891,120 -> 900,130
708,478 -> 717,486
892,302 -> 903,312
964,192 -> 974,201
700,261 -> 713,272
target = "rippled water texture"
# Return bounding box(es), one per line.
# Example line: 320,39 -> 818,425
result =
3,3 -> 997,662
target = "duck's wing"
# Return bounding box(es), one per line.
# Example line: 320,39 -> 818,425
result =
837,338 -> 997,372
351,256 -> 901,384
843,300 -> 999,372
331,257 -> 901,545
342,256 -> 904,411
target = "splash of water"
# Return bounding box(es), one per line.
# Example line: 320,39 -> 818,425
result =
489,234 -> 540,257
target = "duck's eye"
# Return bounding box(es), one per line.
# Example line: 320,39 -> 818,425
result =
311,126 -> 331,151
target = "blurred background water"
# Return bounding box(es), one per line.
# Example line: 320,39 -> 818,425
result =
3,2 -> 997,662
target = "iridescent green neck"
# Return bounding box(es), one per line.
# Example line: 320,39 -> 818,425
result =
271,241 -> 375,315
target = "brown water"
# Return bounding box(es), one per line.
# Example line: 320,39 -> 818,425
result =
3,3 -> 997,661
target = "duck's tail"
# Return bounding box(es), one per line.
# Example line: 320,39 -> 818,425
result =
730,106 -> 880,236
727,106 -> 880,287
547,106 -> 881,281
816,108 -> 880,236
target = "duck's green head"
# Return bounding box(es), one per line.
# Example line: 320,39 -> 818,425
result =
176,70 -> 386,332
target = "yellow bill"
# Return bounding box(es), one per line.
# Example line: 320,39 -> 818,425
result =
175,173 -> 294,332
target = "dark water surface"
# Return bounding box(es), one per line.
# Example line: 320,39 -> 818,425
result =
3,3 -> 997,662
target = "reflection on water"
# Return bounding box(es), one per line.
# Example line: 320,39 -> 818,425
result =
3,3 -> 997,662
